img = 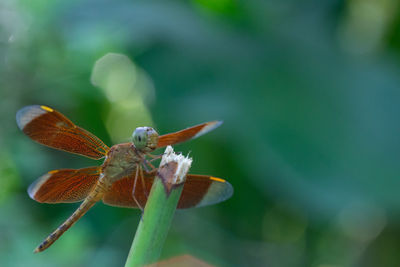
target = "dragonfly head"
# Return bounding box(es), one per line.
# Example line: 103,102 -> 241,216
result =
132,127 -> 159,152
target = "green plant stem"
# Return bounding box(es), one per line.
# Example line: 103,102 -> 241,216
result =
124,146 -> 191,267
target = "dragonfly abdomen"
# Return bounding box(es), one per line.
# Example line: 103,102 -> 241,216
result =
34,181 -> 107,253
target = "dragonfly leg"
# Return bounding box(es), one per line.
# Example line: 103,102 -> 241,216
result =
141,160 -> 151,172
147,153 -> 163,159
146,160 -> 156,171
146,153 -> 163,165
139,166 -> 149,200
131,166 -> 144,213
142,158 -> 158,173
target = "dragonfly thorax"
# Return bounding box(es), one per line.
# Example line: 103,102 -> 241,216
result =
101,127 -> 158,183
132,127 -> 159,153
102,143 -> 143,182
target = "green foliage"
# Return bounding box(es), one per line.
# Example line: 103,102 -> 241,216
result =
2,0 -> 400,266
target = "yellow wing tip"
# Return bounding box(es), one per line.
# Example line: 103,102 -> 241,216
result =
210,177 -> 225,183
40,105 -> 54,112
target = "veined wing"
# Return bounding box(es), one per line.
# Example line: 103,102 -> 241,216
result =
102,172 -> 233,209
28,167 -> 101,203
157,121 -> 222,148
17,105 -> 109,159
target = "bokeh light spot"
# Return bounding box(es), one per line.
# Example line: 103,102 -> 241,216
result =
337,200 -> 386,243
91,53 -> 138,102
338,0 -> 398,54
91,53 -> 155,143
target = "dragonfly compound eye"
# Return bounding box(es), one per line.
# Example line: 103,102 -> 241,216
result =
132,127 -> 159,152
132,127 -> 148,150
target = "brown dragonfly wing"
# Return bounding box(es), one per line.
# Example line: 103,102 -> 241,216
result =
157,121 -> 222,148
177,174 -> 233,209
28,167 -> 101,203
102,170 -> 150,209
102,173 -> 233,209
16,105 -> 109,159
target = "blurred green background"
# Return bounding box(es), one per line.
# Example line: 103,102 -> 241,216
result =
2,0 -> 400,266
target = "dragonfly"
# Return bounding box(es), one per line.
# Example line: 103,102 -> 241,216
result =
16,105 -> 233,253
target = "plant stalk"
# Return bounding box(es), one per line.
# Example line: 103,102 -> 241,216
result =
124,146 -> 192,267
